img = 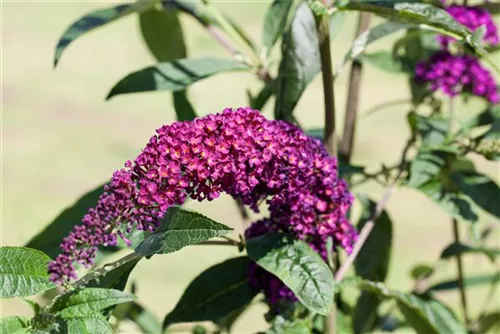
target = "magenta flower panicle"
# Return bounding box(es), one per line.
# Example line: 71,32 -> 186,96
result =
49,107 -> 356,284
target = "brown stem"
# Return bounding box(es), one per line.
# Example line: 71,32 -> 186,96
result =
453,219 -> 470,326
340,12 -> 371,162
316,12 -> 336,156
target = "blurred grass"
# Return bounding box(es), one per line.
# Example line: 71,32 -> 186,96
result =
1,1 -> 499,333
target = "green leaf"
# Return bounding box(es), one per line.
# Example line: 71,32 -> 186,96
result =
246,232 -> 335,315
139,6 -> 197,122
65,315 -> 112,334
357,51 -> 407,73
353,197 -> 392,334
250,84 -> 273,111
0,316 -> 30,334
135,206 -> 233,257
335,22 -> 412,76
106,57 -> 248,100
54,2 -> 154,66
52,288 -> 136,319
163,257 -> 257,329
440,242 -> 500,263
85,256 -> 140,291
356,280 -> 466,334
477,3 -> 500,15
26,184 -> 105,259
214,307 -> 247,334
460,105 -> 500,134
139,8 -> 186,62
354,196 -> 393,282
262,0 -> 295,57
416,180 -> 478,222
413,114 -> 449,148
125,302 -> 162,334
407,151 -> 446,188
274,3 -> 320,121
451,171 -> 500,218
339,2 -> 479,52
410,264 -> 434,280
428,273 -> 500,292
0,247 -> 56,298
265,317 -> 311,334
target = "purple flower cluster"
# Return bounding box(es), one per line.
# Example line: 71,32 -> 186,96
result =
48,108 -> 356,288
438,5 -> 499,48
415,51 -> 499,103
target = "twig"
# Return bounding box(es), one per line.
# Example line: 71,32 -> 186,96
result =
316,9 -> 337,156
453,219 -> 470,326
339,12 -> 371,162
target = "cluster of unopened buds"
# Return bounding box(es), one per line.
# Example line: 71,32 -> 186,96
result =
48,107 -> 357,305
414,3 -> 499,103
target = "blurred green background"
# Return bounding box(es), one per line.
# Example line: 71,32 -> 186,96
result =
2,1 -> 499,333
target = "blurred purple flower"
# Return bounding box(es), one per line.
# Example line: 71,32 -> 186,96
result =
49,107 -> 356,284
415,51 -> 499,103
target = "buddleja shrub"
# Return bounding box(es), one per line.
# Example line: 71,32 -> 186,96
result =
2,0 -> 499,333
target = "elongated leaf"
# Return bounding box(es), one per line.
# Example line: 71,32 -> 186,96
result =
172,91 -> 197,121
0,316 -> 30,334
356,280 -> 466,334
135,206 -> 232,257
126,302 -> 162,334
107,57 -> 248,99
214,307 -> 247,334
246,232 -> 334,315
0,247 -> 56,298
262,0 -> 295,57
407,151 -> 446,188
451,171 -> 500,218
461,105 -> 500,133
163,257 -> 257,328
25,184 -> 105,259
52,288 -> 136,319
353,197 -> 392,334
274,3 -> 320,121
410,264 -> 434,280
139,8 -> 186,62
428,273 -> 500,292
54,2 -> 154,66
250,84 -> 273,111
441,242 -> 500,262
335,22 -> 411,76
339,2 -> 478,51
66,315 -> 112,334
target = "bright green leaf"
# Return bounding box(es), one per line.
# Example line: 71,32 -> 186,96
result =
85,256 -> 140,291
274,3 -> 320,121
407,151 -> 446,188
54,2 -> 154,66
262,0 -> 295,57
246,232 -> 335,315
172,91 -> 197,121
52,288 -> 136,319
0,316 -> 30,334
65,315 -> 112,334
356,280 -> 466,334
135,206 -> 233,257
410,264 -> 434,280
476,312 -> 500,334
163,257 -> 257,329
106,57 -> 248,99
0,247 -> 56,298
